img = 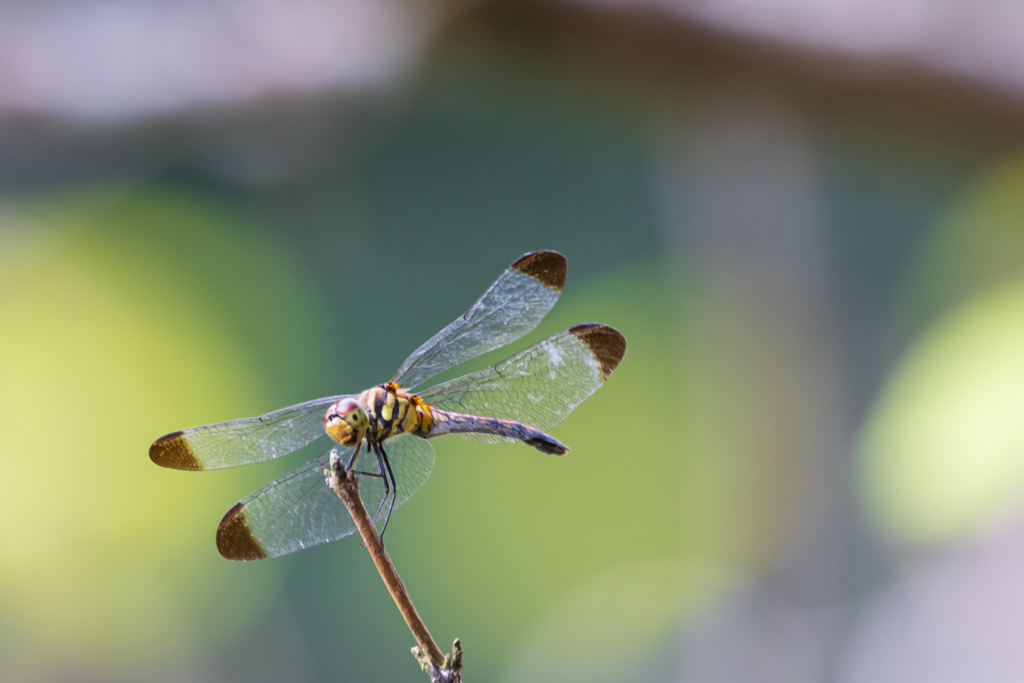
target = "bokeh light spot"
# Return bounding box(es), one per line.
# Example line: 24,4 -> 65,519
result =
862,278 -> 1024,544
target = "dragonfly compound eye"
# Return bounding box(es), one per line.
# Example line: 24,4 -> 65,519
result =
325,399 -> 364,445
342,402 -> 368,429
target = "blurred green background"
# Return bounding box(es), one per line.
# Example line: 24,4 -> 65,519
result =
4,1 -> 1024,682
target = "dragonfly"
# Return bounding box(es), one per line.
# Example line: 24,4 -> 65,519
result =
150,251 -> 626,561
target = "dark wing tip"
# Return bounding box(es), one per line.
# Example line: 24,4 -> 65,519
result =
511,251 -> 567,292
216,503 -> 270,561
569,324 -> 627,381
149,431 -> 204,471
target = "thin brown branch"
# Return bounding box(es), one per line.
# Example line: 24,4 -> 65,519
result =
327,449 -> 463,683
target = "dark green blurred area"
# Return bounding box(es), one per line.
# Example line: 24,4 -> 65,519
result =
4,3 -> 1024,683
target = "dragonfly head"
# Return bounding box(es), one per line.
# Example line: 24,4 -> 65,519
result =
324,398 -> 368,446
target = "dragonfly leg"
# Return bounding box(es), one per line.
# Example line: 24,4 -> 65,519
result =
371,442 -> 391,524
349,440 -> 383,477
344,442 -> 363,471
378,442 -> 399,539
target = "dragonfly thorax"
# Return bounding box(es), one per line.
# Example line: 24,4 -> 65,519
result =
359,384 -> 432,444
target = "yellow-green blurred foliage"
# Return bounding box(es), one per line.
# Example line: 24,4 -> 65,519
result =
0,191 -> 327,675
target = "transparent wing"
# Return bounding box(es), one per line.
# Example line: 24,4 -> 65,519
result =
216,434 -> 435,560
418,324 -> 626,445
149,395 -> 352,471
391,251 -> 567,390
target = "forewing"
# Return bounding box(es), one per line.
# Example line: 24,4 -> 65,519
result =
149,395 -> 351,471
391,251 -> 566,390
216,434 -> 435,560
419,324 -> 626,445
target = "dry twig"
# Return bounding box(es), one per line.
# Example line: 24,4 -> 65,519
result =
327,448 -> 463,683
